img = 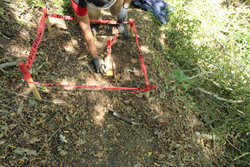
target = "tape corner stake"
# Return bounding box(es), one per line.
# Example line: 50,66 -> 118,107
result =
19,62 -> 31,79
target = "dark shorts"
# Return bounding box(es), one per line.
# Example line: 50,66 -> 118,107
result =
71,0 -> 88,16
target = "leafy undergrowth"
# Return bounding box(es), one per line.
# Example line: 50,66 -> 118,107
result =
148,0 -> 250,166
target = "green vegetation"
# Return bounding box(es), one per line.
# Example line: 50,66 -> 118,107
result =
39,84 -> 46,90
51,0 -> 74,14
12,70 -> 17,77
25,0 -> 44,9
148,0 -> 250,166
168,68 -> 193,92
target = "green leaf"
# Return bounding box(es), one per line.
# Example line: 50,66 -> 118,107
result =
186,79 -> 193,84
163,84 -> 168,90
183,75 -> 189,81
182,83 -> 188,91
167,74 -> 176,79
174,69 -> 181,75
39,85 -> 46,90
179,70 -> 185,78
183,75 -> 189,79
177,77 -> 182,82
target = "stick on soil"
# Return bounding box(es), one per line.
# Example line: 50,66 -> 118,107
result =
107,107 -> 140,125
113,112 -> 140,125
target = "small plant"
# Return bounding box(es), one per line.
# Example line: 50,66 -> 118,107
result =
37,104 -> 42,109
12,71 -> 17,77
168,69 -> 193,91
39,84 -> 46,90
25,0 -> 43,9
37,3 -> 43,8
93,33 -> 96,41
0,86 -> 5,91
152,58 -> 161,66
84,123 -> 90,127
163,84 -> 168,91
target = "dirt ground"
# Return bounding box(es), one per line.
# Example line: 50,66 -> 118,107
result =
0,1 -> 219,166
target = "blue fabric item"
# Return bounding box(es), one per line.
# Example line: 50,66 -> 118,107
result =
132,0 -> 174,24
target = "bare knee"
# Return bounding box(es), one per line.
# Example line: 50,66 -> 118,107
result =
110,0 -> 123,16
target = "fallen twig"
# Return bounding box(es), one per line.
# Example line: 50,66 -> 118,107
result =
189,63 -> 204,80
0,31 -> 10,40
38,127 -> 61,155
113,112 -> 140,125
226,136 -> 241,152
107,107 -> 140,125
83,62 -> 94,73
132,127 -> 144,139
196,87 -> 245,104
0,68 -> 9,74
11,26 -> 30,40
0,61 -> 17,68
234,152 -> 250,161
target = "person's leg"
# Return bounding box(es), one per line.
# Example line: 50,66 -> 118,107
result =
87,4 -> 102,32
87,4 -> 102,21
110,0 -> 124,16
